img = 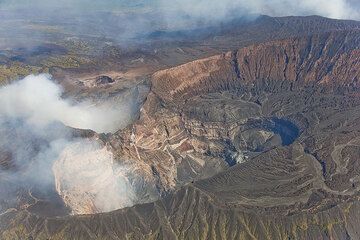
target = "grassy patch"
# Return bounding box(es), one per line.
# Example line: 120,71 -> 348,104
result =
0,63 -> 44,85
41,54 -> 92,69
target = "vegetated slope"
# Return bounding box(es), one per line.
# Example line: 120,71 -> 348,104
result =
1,28 -> 360,240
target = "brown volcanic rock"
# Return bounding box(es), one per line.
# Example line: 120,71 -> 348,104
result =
95,75 -> 115,85
152,30 -> 360,104
102,30 -> 360,209
148,16 -> 360,69
152,54 -> 235,102
2,26 -> 360,239
234,31 -> 360,85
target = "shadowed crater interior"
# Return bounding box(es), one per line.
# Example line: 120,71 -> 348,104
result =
266,117 -> 300,146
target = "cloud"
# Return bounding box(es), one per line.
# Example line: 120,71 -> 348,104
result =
1,0 -> 358,20
0,74 -> 135,133
0,0 -> 359,40
53,139 -> 136,214
0,0 -> 358,48
158,0 -> 360,29
0,74 -> 141,215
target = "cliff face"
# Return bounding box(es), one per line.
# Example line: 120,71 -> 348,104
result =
2,26 -> 360,239
234,31 -> 360,85
152,30 -> 360,103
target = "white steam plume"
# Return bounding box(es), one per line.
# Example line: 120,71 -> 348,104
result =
0,74 -> 141,215
53,139 -> 136,215
0,74 -> 134,133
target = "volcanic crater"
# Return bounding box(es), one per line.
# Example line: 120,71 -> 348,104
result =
1,17 -> 360,240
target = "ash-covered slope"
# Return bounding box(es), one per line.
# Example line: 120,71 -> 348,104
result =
1,26 -> 360,240
3,185 -> 360,239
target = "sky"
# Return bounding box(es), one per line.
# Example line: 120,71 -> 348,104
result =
0,0 -> 359,21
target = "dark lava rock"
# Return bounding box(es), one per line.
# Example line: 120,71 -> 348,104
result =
95,75 -> 114,85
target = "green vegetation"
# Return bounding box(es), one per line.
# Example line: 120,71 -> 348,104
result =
0,63 -> 43,85
41,54 -> 92,69
60,39 -> 92,55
